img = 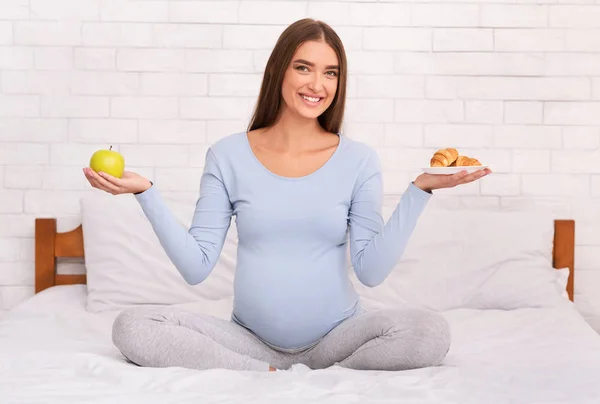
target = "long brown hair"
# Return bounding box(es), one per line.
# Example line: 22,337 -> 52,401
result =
247,18 -> 347,134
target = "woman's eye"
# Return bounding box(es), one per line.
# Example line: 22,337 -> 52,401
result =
295,66 -> 337,77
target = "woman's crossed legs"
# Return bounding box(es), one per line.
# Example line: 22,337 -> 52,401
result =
112,305 -> 451,372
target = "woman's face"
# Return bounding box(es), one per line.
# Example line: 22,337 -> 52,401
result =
280,40 -> 339,121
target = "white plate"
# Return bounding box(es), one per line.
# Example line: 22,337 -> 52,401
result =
421,165 -> 489,175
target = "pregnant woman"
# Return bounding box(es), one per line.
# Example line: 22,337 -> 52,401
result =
83,18 -> 491,372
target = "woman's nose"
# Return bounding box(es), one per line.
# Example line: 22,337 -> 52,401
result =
308,73 -> 324,93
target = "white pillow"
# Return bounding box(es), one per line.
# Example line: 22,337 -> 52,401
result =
350,205 -> 568,311
81,191 -> 238,313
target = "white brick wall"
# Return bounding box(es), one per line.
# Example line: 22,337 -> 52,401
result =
1,0 -> 600,332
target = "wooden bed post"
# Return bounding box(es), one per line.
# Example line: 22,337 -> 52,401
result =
35,218 -> 57,294
553,219 -> 575,302
35,218 -> 86,294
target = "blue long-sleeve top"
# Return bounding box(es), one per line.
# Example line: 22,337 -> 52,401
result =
134,131 -> 432,351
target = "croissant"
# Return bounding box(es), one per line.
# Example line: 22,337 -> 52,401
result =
452,156 -> 482,167
430,148 -> 459,167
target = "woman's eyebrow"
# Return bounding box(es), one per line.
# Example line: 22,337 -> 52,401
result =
293,59 -> 339,70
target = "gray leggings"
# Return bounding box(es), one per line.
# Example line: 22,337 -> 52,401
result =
112,305 -> 451,372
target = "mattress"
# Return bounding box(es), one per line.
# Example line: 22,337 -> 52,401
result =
2,285 -> 600,404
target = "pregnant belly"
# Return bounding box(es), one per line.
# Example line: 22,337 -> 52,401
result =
231,257 -> 358,350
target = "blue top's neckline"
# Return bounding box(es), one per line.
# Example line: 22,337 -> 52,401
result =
242,131 -> 343,181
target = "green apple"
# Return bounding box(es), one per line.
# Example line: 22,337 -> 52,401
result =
89,146 -> 125,178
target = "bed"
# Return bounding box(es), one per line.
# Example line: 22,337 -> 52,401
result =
2,204 -> 600,403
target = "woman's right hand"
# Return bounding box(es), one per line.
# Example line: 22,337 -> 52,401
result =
83,167 -> 152,195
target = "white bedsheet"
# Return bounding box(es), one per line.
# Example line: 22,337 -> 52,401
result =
2,286 -> 600,404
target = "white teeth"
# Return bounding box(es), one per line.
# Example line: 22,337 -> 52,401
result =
301,94 -> 321,103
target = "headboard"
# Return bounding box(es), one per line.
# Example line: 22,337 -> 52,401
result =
35,218 -> 86,294
34,218 -> 576,302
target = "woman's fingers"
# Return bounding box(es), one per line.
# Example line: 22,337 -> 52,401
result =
83,168 -> 104,190
454,169 -> 490,186
445,170 -> 469,186
441,169 -> 489,188
84,168 -> 122,194
460,171 -> 484,184
92,172 -> 122,194
84,169 -> 109,192
83,167 -> 147,195
416,168 -> 492,192
97,171 -> 125,188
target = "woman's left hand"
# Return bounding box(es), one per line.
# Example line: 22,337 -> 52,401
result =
413,167 -> 492,193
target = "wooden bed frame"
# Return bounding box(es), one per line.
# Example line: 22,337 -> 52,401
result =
33,218 -> 577,302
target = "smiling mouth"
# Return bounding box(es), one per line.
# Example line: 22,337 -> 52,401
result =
299,93 -> 324,105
